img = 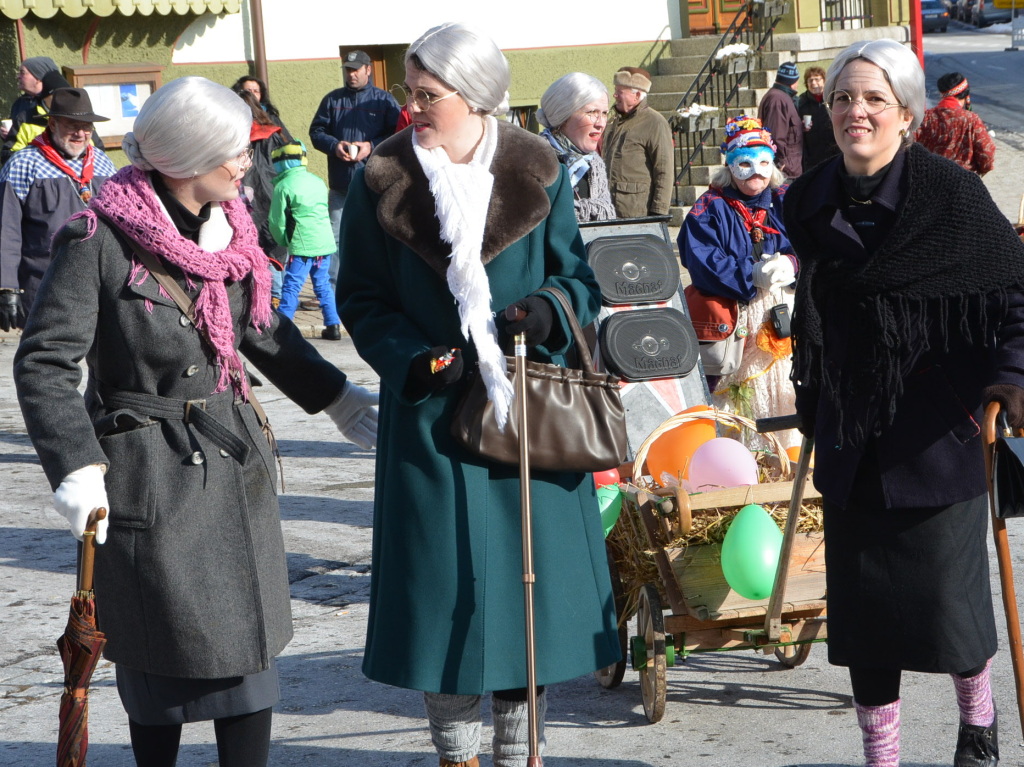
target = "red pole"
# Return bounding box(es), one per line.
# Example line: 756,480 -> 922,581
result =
909,0 -> 925,69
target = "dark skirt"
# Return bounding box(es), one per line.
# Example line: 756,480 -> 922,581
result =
823,492 -> 997,673
115,659 -> 279,726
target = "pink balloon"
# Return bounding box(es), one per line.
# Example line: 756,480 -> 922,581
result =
688,438 -> 759,492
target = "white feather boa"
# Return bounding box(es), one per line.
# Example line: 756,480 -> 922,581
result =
412,116 -> 514,429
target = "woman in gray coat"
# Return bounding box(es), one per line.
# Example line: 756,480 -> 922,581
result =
13,77 -> 378,767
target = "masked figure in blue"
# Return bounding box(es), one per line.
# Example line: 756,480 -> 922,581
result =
678,115 -> 800,451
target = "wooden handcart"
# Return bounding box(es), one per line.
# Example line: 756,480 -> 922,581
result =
598,411 -> 827,723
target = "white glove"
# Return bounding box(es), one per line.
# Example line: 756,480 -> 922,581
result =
325,381 -> 379,450
752,252 -> 796,290
53,464 -> 109,544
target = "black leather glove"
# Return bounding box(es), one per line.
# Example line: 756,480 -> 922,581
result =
983,384 -> 1024,429
0,289 -> 25,332
503,295 -> 554,347
405,346 -> 464,400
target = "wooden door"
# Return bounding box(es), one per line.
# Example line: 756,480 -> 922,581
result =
688,0 -> 750,34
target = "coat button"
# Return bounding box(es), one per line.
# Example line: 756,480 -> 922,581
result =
179,314 -> 190,327
219,449 -> 230,457
190,451 -> 205,465
185,365 -> 200,377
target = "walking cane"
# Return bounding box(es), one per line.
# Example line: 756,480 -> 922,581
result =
983,403 -> 1024,738
756,414 -> 813,642
507,304 -> 543,766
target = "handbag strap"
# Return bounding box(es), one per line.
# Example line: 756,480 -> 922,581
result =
536,287 -> 596,371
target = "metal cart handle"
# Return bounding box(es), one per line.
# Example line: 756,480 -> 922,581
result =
756,414 -> 803,433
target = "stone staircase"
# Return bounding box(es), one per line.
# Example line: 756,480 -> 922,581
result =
645,36 -> 796,221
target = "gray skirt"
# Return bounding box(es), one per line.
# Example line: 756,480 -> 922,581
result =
824,491 -> 997,673
115,659 -> 279,726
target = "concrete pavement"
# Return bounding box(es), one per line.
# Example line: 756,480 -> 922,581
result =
5,328 -> 1024,766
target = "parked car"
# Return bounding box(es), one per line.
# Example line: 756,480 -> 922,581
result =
972,0 -> 1015,27
922,0 -> 951,31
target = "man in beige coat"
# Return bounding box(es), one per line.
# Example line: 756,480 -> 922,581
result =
602,67 -> 674,218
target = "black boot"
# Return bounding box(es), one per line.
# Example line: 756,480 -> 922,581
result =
954,715 -> 998,767
321,324 -> 342,340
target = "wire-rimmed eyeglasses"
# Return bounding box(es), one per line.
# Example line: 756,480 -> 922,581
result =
827,90 -> 906,115
228,148 -> 254,173
390,83 -> 460,112
578,108 -> 609,124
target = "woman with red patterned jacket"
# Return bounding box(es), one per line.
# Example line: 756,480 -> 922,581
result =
915,72 -> 995,176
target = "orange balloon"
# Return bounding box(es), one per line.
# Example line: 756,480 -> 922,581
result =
785,445 -> 815,468
646,405 -> 716,486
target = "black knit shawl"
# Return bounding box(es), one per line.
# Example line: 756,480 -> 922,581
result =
786,143 -> 1024,447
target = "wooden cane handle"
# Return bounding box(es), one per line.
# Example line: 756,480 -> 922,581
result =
87,507 -> 108,529
78,507 -> 107,593
505,305 -> 527,322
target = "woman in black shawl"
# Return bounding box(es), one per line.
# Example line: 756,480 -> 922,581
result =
784,39 -> 1024,767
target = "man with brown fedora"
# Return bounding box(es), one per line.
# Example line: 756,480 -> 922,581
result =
0,87 -> 115,329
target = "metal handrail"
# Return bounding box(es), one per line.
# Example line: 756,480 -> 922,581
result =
670,1 -> 790,206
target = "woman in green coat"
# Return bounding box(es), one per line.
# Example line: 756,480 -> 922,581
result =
337,22 -> 620,767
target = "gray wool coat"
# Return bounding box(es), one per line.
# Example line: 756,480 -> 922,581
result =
14,215 -> 348,679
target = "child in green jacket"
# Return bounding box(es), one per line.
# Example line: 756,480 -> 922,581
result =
269,141 -> 342,339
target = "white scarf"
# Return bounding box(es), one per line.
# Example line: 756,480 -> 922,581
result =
413,116 -> 514,429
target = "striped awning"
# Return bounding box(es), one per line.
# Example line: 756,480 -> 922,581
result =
0,0 -> 240,19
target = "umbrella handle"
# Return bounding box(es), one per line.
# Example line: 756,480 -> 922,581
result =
78,507 -> 107,593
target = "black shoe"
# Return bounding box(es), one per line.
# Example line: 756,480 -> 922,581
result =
321,324 -> 342,341
955,716 -> 998,767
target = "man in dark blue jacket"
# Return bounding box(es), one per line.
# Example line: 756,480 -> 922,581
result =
309,50 -> 400,306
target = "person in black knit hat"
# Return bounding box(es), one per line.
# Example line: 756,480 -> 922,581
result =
758,61 -> 804,177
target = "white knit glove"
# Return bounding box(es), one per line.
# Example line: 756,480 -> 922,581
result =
324,381 -> 379,450
752,252 -> 796,290
53,464 -> 109,544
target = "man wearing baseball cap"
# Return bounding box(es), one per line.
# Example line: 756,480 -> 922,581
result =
601,66 -> 675,218
757,62 -> 804,178
309,49 -> 400,313
0,87 -> 115,329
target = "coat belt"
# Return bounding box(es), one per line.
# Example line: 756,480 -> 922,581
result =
99,387 -> 251,464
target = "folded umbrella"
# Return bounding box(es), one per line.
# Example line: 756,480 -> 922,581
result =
57,508 -> 107,767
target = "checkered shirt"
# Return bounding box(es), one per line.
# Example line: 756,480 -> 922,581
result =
0,144 -> 117,201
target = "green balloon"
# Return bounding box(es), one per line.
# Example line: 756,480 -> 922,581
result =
596,486 -> 623,538
721,504 -> 783,600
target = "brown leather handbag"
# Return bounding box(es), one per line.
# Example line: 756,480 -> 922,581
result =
450,287 -> 627,473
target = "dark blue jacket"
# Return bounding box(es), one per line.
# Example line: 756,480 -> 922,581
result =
678,184 -> 792,302
308,84 -> 400,193
786,148 -> 1024,508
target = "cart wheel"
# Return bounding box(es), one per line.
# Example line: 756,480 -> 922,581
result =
595,544 -> 628,689
636,583 -> 667,723
774,642 -> 812,668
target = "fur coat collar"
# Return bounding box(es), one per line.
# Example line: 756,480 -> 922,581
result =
363,120 -> 561,276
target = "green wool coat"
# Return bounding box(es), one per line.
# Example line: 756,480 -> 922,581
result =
337,122 -> 621,695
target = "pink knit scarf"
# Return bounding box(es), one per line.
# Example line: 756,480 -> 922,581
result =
73,165 -> 271,398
